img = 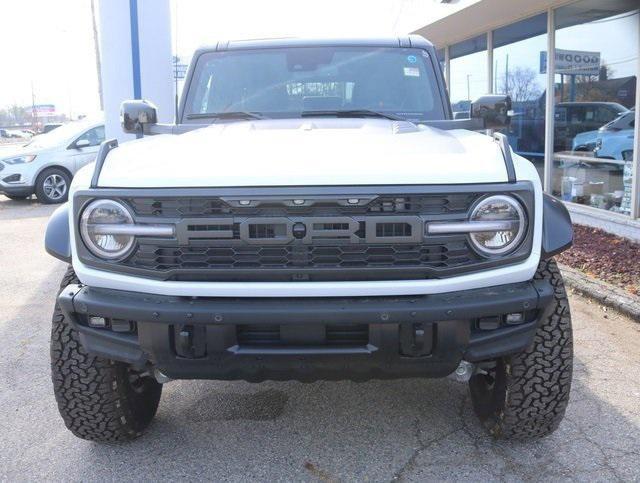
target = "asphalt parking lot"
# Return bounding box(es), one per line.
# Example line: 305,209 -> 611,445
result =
1,195 -> 639,482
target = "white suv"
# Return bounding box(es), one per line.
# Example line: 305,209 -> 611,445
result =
46,37 -> 575,443
0,119 -> 104,203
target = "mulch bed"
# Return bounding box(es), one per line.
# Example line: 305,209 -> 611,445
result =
557,224 -> 640,296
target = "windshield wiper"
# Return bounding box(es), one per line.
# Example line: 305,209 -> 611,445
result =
186,111 -> 265,121
300,109 -> 404,121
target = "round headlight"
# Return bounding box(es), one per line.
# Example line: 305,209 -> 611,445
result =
469,195 -> 526,256
80,199 -> 135,260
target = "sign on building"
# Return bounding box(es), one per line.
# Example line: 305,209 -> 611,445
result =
172,56 -> 188,80
540,49 -> 601,76
33,104 -> 56,117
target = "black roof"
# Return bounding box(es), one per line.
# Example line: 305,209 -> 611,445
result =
193,35 -> 432,55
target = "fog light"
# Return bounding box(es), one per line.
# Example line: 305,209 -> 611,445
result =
88,316 -> 107,328
505,312 -> 525,325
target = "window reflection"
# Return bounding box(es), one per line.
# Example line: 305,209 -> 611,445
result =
493,13 -> 548,183
448,35 -> 487,118
552,0 -> 638,215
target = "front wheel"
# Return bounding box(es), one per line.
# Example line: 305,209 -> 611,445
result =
469,259 -> 573,439
35,167 -> 70,204
50,267 -> 162,442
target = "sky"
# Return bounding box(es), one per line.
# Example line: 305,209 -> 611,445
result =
0,0 -> 473,119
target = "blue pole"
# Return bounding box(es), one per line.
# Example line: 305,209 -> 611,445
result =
129,0 -> 141,100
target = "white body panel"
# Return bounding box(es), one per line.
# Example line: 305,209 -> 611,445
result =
97,119 -> 509,187
69,119 -> 543,298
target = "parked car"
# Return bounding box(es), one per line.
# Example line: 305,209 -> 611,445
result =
0,128 -> 25,138
42,123 -> 63,134
0,119 -> 104,203
595,128 -> 635,161
572,109 -> 634,153
45,36 -> 574,443
555,101 -> 627,152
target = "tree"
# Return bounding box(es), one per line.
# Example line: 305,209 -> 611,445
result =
500,66 -> 542,103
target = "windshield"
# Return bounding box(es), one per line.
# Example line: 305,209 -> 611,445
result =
183,46 -> 445,122
26,121 -> 99,149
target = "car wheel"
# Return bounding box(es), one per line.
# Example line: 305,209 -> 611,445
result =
468,259 -> 573,439
51,266 -> 163,442
35,168 -> 71,204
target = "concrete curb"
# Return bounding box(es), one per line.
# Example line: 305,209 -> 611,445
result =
559,263 -> 640,322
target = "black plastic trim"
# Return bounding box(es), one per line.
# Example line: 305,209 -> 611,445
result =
44,203 -> 71,263
60,279 -> 551,326
56,279 -> 553,380
541,193 -> 573,258
494,132 -> 516,183
0,185 -> 34,197
90,138 -> 118,188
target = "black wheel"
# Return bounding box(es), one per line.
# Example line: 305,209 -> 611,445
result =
4,194 -> 29,200
50,267 -> 162,442
469,259 -> 573,439
35,167 -> 70,204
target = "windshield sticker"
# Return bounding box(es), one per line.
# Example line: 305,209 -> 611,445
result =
403,67 -> 420,77
406,55 -> 417,64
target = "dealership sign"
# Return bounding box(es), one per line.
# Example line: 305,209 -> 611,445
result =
33,104 -> 56,116
540,49 -> 601,76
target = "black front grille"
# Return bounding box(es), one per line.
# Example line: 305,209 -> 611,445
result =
129,241 -> 475,271
236,324 -> 369,347
79,185 -> 533,282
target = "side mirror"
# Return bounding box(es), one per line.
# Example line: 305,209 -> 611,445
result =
120,99 -> 158,134
470,94 -> 512,130
74,139 -> 91,149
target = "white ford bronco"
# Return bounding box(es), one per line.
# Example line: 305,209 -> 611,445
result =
45,36 -> 574,442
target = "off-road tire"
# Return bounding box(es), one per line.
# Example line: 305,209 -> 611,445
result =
50,266 -> 162,442
35,167 -> 71,204
469,258 -> 573,439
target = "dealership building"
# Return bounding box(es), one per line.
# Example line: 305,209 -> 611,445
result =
414,0 -> 640,238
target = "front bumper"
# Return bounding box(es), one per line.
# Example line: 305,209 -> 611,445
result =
0,184 -> 34,197
58,280 -> 554,382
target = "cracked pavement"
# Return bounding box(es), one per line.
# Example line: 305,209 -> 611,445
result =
1,197 -> 639,482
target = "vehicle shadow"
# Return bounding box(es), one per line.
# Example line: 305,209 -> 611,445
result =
0,195 -> 57,220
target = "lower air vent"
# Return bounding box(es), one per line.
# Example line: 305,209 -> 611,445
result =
236,324 -> 369,347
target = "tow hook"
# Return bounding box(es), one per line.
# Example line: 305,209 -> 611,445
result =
448,360 -> 476,383
154,368 -> 172,384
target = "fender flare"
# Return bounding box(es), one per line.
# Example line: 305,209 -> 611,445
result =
541,193 -> 573,259
45,203 -> 71,263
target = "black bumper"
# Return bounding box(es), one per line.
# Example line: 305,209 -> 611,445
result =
1,185 -> 34,197
58,280 -> 554,382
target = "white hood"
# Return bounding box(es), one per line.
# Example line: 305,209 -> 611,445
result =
97,118 -> 509,188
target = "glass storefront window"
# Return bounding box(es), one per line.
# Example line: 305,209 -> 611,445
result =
493,13 -> 548,182
448,35 -> 487,118
552,0 -> 638,215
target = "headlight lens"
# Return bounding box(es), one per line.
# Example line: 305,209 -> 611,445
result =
80,199 -> 135,260
3,154 -> 36,164
469,195 -> 526,255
